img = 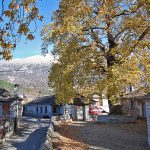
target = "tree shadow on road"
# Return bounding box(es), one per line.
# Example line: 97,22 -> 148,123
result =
0,125 -> 48,150
12,126 -> 48,150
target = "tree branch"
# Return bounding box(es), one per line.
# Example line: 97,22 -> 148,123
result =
90,28 -> 105,52
76,45 -> 91,52
134,26 -> 150,48
112,3 -> 143,18
83,26 -> 104,32
0,0 -> 5,18
114,28 -> 129,39
105,15 -> 117,50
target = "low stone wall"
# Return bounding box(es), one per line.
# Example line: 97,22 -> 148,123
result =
40,124 -> 54,150
0,117 -> 15,142
97,115 -> 137,124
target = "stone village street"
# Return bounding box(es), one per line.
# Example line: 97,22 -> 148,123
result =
0,117 -> 50,150
0,117 -> 149,150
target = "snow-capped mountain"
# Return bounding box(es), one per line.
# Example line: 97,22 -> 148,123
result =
0,54 -> 55,64
0,54 -> 55,95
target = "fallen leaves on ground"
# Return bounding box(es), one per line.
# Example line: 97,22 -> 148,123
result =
54,122 -> 88,150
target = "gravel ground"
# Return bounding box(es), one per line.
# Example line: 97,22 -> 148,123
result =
56,120 -> 149,150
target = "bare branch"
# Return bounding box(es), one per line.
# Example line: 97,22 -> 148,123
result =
134,26 -> 150,48
105,15 -> 117,50
90,28 -> 106,52
76,45 -> 91,52
83,26 -> 105,32
112,3 -> 143,18
115,28 -> 129,39
1,0 -> 4,16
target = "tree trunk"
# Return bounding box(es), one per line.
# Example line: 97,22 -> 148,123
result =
83,106 -> 86,121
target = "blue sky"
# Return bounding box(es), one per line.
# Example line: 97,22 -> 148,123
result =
12,0 -> 59,58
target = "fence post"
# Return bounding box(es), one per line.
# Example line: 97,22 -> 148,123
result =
2,119 -> 6,142
14,117 -> 18,133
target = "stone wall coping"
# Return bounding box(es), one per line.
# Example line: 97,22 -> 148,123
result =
39,123 -> 54,150
97,115 -> 137,124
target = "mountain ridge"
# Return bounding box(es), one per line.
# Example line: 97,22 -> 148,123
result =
0,54 -> 55,64
0,54 -> 54,98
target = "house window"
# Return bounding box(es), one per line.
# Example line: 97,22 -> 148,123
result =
45,106 -> 47,113
40,107 -> 43,113
131,100 -> 136,110
53,107 -> 57,114
36,107 -> 38,113
129,86 -> 133,92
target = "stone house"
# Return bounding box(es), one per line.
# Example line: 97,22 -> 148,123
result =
23,95 -> 71,118
0,88 -> 23,140
71,94 -> 110,121
121,92 -> 149,118
71,105 -> 89,121
0,88 -> 23,117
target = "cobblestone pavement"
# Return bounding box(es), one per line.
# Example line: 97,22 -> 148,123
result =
0,117 -> 50,150
57,120 -> 149,150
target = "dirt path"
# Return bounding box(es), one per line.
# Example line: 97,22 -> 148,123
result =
55,120 -> 149,150
53,122 -> 88,150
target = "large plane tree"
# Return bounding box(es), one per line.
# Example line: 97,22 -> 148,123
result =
42,0 -> 150,103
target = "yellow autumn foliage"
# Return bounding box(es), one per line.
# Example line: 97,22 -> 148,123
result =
41,0 -> 150,103
0,0 -> 43,60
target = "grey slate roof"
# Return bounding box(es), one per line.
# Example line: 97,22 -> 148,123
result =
0,88 -> 11,99
0,97 -> 23,103
0,88 -> 23,102
26,95 -> 56,106
122,91 -> 150,101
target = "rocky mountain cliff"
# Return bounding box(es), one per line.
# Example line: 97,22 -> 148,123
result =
0,54 -> 54,97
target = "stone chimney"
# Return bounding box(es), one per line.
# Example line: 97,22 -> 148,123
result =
13,84 -> 19,97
